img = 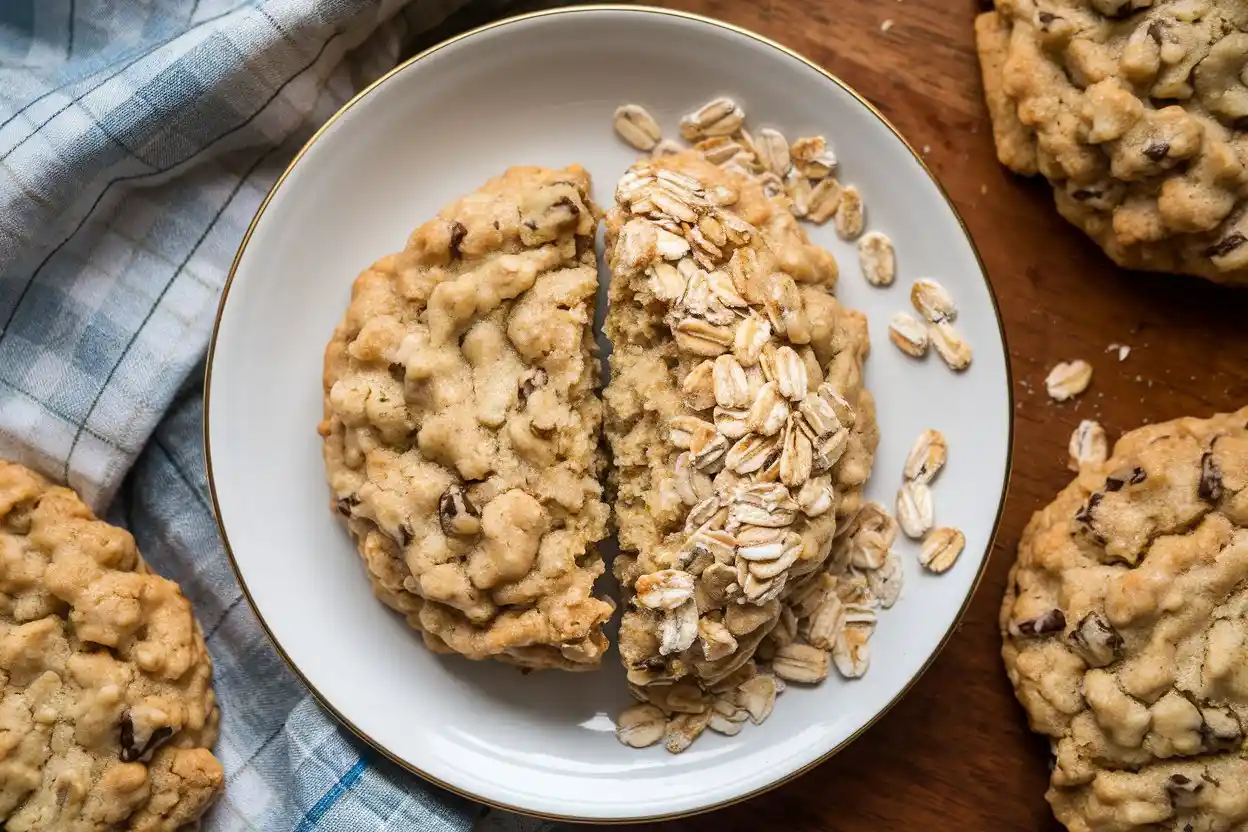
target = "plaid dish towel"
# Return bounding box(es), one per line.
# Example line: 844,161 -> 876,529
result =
0,1 -> 556,830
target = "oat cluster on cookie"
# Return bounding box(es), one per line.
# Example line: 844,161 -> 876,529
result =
319,166 -> 615,671
977,1 -> 1248,282
604,152 -> 884,749
1003,408 -> 1248,832
0,461 -> 222,831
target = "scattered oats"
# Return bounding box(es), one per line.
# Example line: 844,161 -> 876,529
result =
832,618 -> 872,678
867,550 -> 904,608
929,321 -> 972,371
664,710 -> 712,753
772,643 -> 830,683
736,674 -> 779,724
790,136 -> 837,179
659,599 -> 700,655
858,231 -> 896,286
781,169 -> 810,218
755,127 -> 791,176
833,185 -> 864,240
1068,419 -> 1108,472
904,429 -> 947,484
922,144 -> 932,154
881,18 -> 894,31
1046,360 -> 1093,402
1117,345 -> 1131,361
680,97 -> 745,141
806,178 -> 843,225
896,480 -> 934,539
695,135 -> 745,165
888,311 -> 929,358
635,569 -> 695,610
919,527 -> 965,573
910,278 -> 956,323
615,704 -> 667,748
713,354 -> 750,408
614,104 -> 663,151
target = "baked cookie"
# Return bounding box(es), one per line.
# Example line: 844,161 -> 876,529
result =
0,461 -> 223,830
976,2 -> 1248,283
1002,407 -> 1248,832
319,166 -> 614,671
604,152 -> 879,745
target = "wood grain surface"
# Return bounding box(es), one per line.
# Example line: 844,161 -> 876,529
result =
417,1 -> 1248,829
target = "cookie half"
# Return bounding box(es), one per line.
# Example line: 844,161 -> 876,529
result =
0,461 -> 222,830
976,2 -> 1248,283
604,152 -> 879,730
1002,407 -> 1248,832
319,166 -> 614,671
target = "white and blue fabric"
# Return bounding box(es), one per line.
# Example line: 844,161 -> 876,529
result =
0,2 -> 554,829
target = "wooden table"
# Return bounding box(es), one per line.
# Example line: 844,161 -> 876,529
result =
419,1 -> 1248,829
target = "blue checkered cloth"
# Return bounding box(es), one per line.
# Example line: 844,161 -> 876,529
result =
0,2 -> 554,830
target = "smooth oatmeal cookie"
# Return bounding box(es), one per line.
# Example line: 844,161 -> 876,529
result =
977,1 -> 1248,283
0,461 -> 222,831
319,166 -> 614,671
604,152 -> 880,748
1003,407 -> 1248,832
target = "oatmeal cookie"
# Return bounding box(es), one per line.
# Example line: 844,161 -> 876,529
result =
0,461 -> 222,831
1002,407 -> 1248,832
604,152 -> 879,720
976,2 -> 1248,283
319,166 -> 614,671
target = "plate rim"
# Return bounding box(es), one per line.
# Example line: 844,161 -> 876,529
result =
202,4 -> 1015,823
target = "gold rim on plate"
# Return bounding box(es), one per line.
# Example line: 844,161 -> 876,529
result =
203,4 -> 1015,823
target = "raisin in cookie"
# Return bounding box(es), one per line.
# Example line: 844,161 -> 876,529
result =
976,2 -> 1248,283
1002,407 -> 1248,832
0,461 -> 223,831
319,166 -> 614,671
604,152 -> 879,746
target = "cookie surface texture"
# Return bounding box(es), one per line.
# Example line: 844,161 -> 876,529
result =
0,461 -> 223,831
976,1 -> 1248,283
319,165 -> 614,671
1002,407 -> 1248,832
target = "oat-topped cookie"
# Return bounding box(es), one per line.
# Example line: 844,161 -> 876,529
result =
319,166 -> 614,671
0,461 -> 222,831
1003,407 -> 1248,832
977,2 -> 1248,283
604,152 -> 880,751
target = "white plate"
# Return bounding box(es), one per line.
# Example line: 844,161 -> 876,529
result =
205,6 -> 1012,822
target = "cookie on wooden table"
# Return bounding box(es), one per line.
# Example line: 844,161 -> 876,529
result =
0,461 -> 223,831
1002,407 -> 1248,832
319,165 -> 615,671
976,2 -> 1248,284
